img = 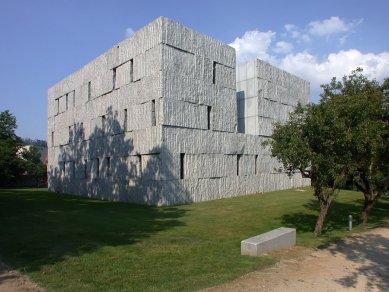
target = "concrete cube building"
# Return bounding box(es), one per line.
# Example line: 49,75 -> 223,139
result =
47,17 -> 310,206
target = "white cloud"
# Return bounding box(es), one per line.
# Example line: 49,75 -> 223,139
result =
280,50 -> 389,100
229,30 -> 275,62
273,41 -> 293,54
125,27 -> 135,38
308,16 -> 349,36
284,23 -> 310,42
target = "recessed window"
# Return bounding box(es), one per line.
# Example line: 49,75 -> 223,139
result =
68,126 -> 72,143
180,153 -> 185,179
56,98 -> 60,114
207,106 -> 212,130
51,131 -> 54,147
112,67 -> 117,90
212,61 -> 217,84
124,109 -> 128,132
137,155 -> 142,176
96,158 -> 100,177
80,122 -> 84,140
102,115 -> 106,133
254,155 -> 258,175
65,93 -> 68,110
130,59 -> 134,83
84,159 -> 88,179
151,100 -> 156,126
88,81 -> 92,100
237,154 -> 242,176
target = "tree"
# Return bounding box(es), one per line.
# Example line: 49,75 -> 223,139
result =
268,69 -> 388,235
20,146 -> 47,186
321,69 -> 389,224
269,101 -> 350,236
0,110 -> 22,186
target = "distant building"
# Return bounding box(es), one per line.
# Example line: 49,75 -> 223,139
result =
48,17 -> 310,206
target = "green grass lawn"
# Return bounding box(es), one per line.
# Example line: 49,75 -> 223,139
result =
0,188 -> 388,291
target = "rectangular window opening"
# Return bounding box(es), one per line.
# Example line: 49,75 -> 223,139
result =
102,115 -> 106,133
151,100 -> 156,126
80,122 -> 84,140
56,98 -> 60,114
137,154 -> 142,177
68,126 -> 72,143
72,90 -> 76,107
88,81 -> 91,101
237,154 -> 242,176
130,59 -> 134,83
106,157 -> 111,177
180,153 -> 185,179
51,131 -> 54,147
112,67 -> 117,90
207,106 -> 212,130
254,155 -> 258,175
212,61 -> 217,84
124,109 -> 128,132
65,93 -> 68,110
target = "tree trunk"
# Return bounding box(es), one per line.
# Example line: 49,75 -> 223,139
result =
314,200 -> 332,237
313,189 -> 335,237
361,192 -> 381,224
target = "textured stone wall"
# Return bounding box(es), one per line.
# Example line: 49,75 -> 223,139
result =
48,17 -> 310,206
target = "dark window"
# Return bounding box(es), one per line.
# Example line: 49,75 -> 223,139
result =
254,155 -> 258,175
112,67 -> 117,90
137,155 -> 142,176
151,100 -> 156,126
207,106 -> 212,130
51,131 -> 54,147
180,153 -> 185,179
237,154 -> 242,176
130,59 -> 134,82
68,126 -> 72,143
212,61 -> 217,84
102,115 -> 106,133
106,157 -> 111,177
96,158 -> 100,177
72,90 -> 76,107
88,81 -> 91,100
65,94 -> 68,110
56,98 -> 59,114
124,109 -> 128,132
80,122 -> 84,140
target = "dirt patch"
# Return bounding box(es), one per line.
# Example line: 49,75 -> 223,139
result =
205,226 -> 389,292
0,263 -> 44,292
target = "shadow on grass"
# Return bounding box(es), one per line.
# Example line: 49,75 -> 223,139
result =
0,188 -> 186,273
281,193 -> 389,237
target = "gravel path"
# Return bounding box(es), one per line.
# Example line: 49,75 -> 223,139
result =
206,226 -> 389,292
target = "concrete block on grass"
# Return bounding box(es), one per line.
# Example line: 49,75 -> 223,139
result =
241,227 -> 296,256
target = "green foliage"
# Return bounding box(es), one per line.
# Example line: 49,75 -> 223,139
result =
20,146 -> 47,183
0,188 -> 387,291
269,68 -> 388,232
0,110 -> 22,185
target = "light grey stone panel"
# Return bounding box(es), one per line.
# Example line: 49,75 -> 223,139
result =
258,116 -> 274,137
163,100 -> 207,130
215,63 -> 235,90
141,153 -> 161,181
115,61 -> 132,89
92,71 -> 113,99
243,116 -> 258,135
211,97 -> 237,133
127,102 -> 152,131
245,78 -> 258,98
163,73 -> 201,103
239,155 -> 256,176
163,44 -> 196,79
185,154 -> 236,179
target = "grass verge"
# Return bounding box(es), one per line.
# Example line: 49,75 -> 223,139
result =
0,187 -> 387,291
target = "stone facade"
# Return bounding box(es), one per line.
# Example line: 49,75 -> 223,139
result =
47,17 -> 310,206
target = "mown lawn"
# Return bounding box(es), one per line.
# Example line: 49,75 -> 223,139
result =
0,188 -> 388,291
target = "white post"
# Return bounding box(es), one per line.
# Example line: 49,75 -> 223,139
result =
349,215 -> 353,231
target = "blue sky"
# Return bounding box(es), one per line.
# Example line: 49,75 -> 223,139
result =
0,0 -> 388,140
